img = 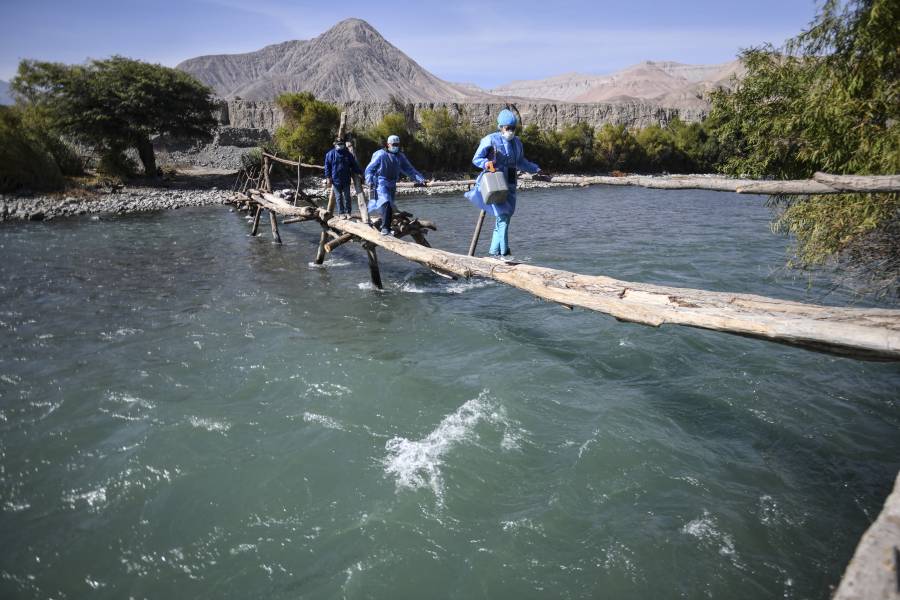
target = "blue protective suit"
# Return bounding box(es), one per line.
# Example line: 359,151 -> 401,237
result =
464,132 -> 540,217
364,149 -> 425,210
324,147 -> 362,186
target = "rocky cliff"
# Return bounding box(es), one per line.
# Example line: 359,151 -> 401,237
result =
218,98 -> 705,134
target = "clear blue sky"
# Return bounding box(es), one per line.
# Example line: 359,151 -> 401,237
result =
0,0 -> 818,87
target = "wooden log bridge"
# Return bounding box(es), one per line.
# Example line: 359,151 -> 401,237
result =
391,172 -> 900,195
229,189 -> 900,362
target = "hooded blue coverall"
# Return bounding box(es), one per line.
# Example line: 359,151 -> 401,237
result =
324,146 -> 363,215
464,132 -> 540,256
364,149 -> 425,234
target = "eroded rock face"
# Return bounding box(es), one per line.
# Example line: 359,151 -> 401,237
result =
214,127 -> 272,148
218,98 -> 704,134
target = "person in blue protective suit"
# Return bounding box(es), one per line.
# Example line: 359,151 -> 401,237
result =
324,137 -> 363,218
364,134 -> 427,235
465,109 -> 547,257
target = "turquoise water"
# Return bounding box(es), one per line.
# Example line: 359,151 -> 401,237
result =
0,186 -> 898,599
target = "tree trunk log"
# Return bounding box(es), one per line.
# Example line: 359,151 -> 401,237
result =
313,216 -> 900,361
314,227 -> 328,265
324,233 -> 354,252
363,242 -> 383,289
812,172 -> 900,193
250,206 -> 262,236
269,210 -> 281,244
231,189 -> 900,361
135,136 -> 157,176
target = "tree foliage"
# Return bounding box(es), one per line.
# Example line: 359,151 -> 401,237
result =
0,106 -> 64,192
274,92 -> 340,163
708,0 -> 899,294
593,124 -> 645,172
12,56 -> 217,176
414,108 -> 480,172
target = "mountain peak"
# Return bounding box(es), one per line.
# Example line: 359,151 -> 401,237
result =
177,18 -> 490,102
320,18 -> 383,43
329,18 -> 376,32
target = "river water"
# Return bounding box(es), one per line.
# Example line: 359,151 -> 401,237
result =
0,186 -> 898,599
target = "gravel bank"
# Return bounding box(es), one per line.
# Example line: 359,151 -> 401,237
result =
0,173 -> 581,222
0,187 -> 229,222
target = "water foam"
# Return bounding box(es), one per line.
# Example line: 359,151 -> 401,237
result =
397,280 -> 493,295
681,509 -> 741,565
99,328 -> 144,341
99,392 -> 155,422
382,390 -> 515,502
308,258 -> 352,269
302,412 -> 346,431
188,416 -> 231,433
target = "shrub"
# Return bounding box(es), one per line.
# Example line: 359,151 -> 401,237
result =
274,92 -> 340,164
594,124 -> 644,172
0,106 -> 64,192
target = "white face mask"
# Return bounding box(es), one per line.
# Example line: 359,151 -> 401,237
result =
388,146 -> 399,154
334,143 -> 345,149
501,130 -> 515,141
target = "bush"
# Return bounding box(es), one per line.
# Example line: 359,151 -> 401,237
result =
414,108 -> 480,172
594,124 -> 644,172
0,106 -> 64,192
519,125 -> 563,172
557,123 -> 598,172
97,146 -> 139,178
274,92 -> 340,163
635,125 -> 690,172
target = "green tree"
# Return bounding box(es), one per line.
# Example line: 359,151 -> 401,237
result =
274,92 -> 340,163
364,112 -> 413,149
668,117 -> 724,173
556,123 -> 597,172
594,124 -> 644,172
12,56 -> 217,176
355,112 -> 424,171
519,125 -> 563,172
0,106 -> 64,192
415,108 -> 480,172
636,125 -> 691,173
708,0 -> 899,293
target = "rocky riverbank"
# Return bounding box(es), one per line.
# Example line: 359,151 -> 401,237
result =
0,171 -> 582,222
0,187 -> 229,222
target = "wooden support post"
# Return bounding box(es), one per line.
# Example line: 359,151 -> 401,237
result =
468,210 -> 486,256
314,226 -> 329,265
269,210 -> 281,244
250,206 -> 262,236
352,174 -> 369,224
326,183 -> 335,213
324,232 -> 354,252
363,242 -> 383,289
262,156 -> 271,192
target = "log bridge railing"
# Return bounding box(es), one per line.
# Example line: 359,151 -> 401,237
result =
227,165 -> 900,361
